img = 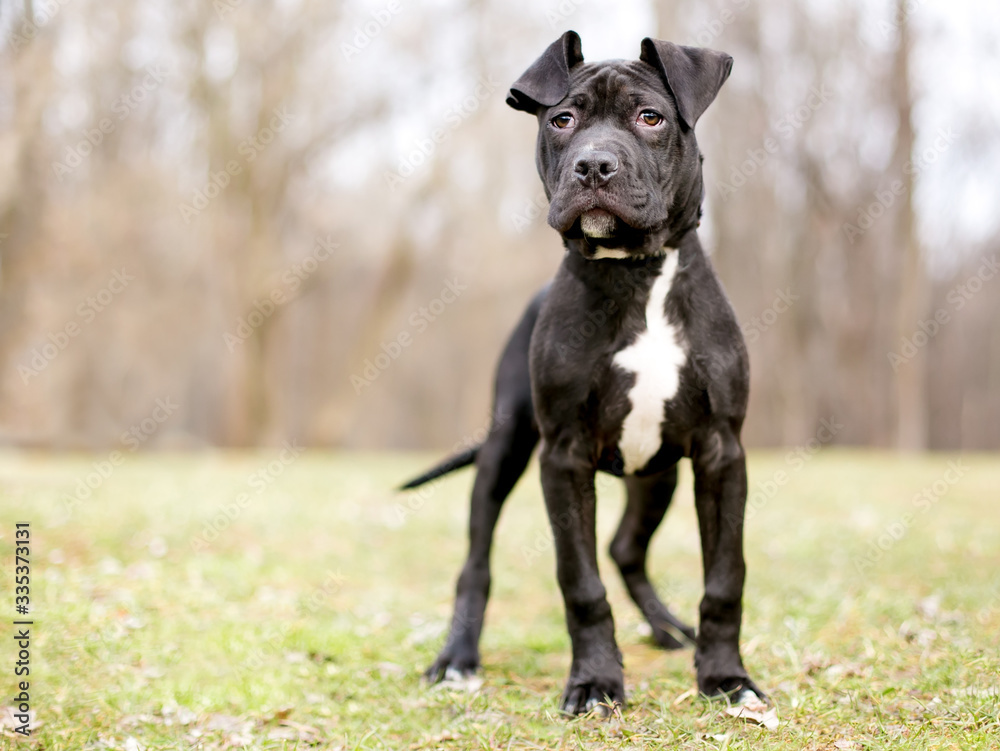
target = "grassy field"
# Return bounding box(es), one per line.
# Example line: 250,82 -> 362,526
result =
0,449 -> 998,750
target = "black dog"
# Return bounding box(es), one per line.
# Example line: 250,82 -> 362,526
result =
403,31 -> 765,715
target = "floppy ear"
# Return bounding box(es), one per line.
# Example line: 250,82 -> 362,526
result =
506,30 -> 584,114
639,38 -> 733,130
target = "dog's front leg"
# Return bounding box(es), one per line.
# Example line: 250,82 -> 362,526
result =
539,438 -> 624,715
691,427 -> 767,702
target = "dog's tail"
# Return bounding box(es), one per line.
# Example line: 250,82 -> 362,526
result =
399,445 -> 480,490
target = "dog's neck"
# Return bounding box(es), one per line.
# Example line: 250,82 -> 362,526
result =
563,230 -> 673,262
561,229 -> 702,310
563,225 -> 700,265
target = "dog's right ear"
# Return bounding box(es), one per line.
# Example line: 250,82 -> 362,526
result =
506,31 -> 584,114
639,38 -> 733,130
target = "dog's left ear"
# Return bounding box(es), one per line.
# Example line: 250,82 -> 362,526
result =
639,39 -> 733,130
507,30 -> 584,114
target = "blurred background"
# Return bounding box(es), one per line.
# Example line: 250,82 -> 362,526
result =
0,0 -> 998,453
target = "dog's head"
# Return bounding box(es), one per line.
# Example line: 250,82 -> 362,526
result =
507,31 -> 732,259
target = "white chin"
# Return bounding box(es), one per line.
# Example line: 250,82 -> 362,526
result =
592,246 -> 631,260
580,211 -> 616,238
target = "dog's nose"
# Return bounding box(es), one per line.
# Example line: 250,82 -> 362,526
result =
574,151 -> 619,187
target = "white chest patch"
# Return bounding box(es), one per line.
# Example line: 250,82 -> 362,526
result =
613,251 -> 686,474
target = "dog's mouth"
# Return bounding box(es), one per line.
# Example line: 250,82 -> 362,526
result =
578,209 -> 618,239
559,207 -> 653,254
549,187 -> 664,248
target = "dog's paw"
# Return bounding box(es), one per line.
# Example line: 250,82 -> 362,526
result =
705,676 -> 770,706
649,617 -> 697,651
423,651 -> 479,686
560,676 -> 625,717
433,666 -> 484,692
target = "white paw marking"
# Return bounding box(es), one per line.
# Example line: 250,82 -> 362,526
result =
614,250 -> 685,474
436,667 -> 483,692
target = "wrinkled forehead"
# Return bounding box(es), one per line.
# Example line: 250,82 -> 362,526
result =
563,60 -> 673,113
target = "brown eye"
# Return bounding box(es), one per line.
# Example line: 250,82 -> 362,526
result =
639,110 -> 663,127
551,113 -> 574,129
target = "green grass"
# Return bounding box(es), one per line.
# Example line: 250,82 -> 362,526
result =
0,449 -> 998,749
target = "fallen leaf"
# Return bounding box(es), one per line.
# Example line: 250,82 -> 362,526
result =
0,706 -> 42,732
264,719 -> 322,743
801,650 -> 831,674
699,732 -> 732,743
261,705 -> 294,723
121,713 -> 159,727
917,593 -> 942,620
419,731 -> 458,747
673,687 -> 697,706
205,713 -> 250,733
724,696 -> 779,731
221,731 -> 255,749
376,661 -> 404,677
824,661 -> 869,681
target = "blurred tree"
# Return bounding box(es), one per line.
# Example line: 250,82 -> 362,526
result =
888,0 -> 928,450
0,0 -> 996,451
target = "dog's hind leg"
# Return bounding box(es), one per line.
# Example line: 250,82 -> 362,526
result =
424,291 -> 544,683
610,465 -> 697,649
